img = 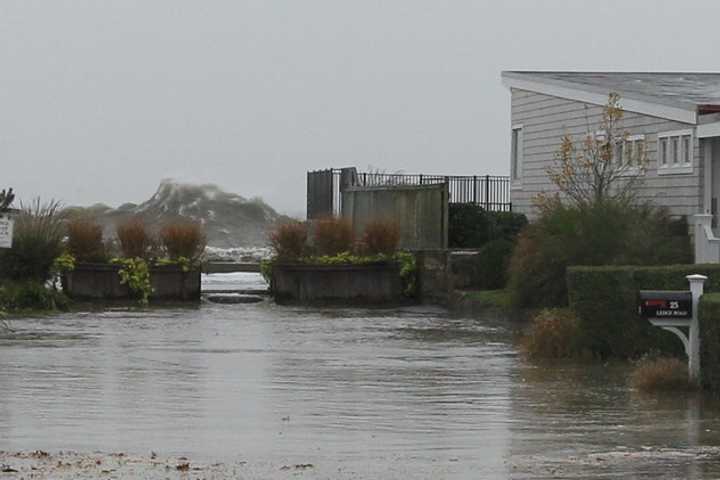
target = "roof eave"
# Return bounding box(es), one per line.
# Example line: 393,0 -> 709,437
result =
501,71 -> 697,125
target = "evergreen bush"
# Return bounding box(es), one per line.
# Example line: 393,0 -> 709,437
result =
507,200 -> 692,309
448,204 -> 526,249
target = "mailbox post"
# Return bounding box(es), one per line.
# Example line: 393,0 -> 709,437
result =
639,274 -> 707,383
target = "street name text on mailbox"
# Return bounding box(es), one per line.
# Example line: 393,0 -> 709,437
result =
638,290 -> 692,319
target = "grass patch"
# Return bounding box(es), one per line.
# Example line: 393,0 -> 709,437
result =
461,289 -> 513,310
0,282 -> 70,313
630,356 -> 695,393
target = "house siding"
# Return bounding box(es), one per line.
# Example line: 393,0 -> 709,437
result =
510,89 -> 703,218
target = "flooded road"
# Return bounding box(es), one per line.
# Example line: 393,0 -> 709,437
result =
1,274 -> 720,478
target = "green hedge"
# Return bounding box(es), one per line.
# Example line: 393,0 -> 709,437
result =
448,204 -> 527,249
700,293 -> 720,394
567,264 -> 720,358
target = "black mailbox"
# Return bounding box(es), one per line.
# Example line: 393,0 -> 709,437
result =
638,290 -> 692,319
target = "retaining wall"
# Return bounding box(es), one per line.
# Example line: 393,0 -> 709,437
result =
272,263 -> 403,304
62,263 -> 201,301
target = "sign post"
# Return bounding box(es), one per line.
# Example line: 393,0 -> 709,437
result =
639,274 -> 707,383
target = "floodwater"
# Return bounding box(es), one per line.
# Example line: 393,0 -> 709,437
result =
1,273 -> 720,479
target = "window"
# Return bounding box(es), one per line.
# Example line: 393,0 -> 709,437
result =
658,129 -> 693,175
613,134 -> 645,173
511,124 -> 523,183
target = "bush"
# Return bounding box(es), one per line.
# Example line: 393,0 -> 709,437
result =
0,281 -> 69,311
116,217 -> 154,259
360,219 -> 400,255
269,222 -> 307,260
507,200 -> 691,309
566,265 -> 717,359
630,357 -> 694,392
66,218 -> 106,262
521,309 -> 582,359
313,217 -> 354,256
159,222 -> 207,262
448,204 -> 527,248
474,239 -> 514,290
700,293 -> 720,394
0,199 -> 65,282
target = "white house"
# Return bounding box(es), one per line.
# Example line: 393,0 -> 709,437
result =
501,71 -> 720,261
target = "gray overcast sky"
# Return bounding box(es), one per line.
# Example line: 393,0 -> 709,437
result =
2,0 -> 719,216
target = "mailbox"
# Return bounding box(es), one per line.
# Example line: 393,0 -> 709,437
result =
638,290 -> 692,319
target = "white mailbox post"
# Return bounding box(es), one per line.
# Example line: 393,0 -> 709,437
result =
639,274 -> 707,383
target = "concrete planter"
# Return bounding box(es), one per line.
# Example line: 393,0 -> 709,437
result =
62,263 -> 201,301
271,262 -> 404,304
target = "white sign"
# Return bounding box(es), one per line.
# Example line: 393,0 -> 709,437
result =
0,216 -> 14,249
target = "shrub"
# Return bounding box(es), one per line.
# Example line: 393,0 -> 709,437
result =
448,204 -> 527,249
700,293 -> 720,394
116,217 -> 154,259
448,204 -> 493,248
361,219 -> 400,255
474,238 -> 514,290
521,308 -> 582,359
567,265 -> 713,359
66,218 -> 106,262
159,222 -> 207,262
270,222 -> 307,260
111,257 -> 153,305
0,199 -> 65,282
313,217 -> 354,256
507,200 -> 692,309
0,281 -> 69,312
630,356 -> 694,392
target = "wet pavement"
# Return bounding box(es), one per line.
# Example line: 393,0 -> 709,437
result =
0,274 -> 719,478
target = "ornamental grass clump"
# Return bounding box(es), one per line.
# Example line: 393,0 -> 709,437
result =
360,219 -> 400,255
159,221 -> 207,262
0,199 -> 65,282
313,217 -> 354,256
630,356 -> 695,393
66,218 -> 106,262
521,308 -> 583,359
116,217 -> 154,259
269,221 -> 307,260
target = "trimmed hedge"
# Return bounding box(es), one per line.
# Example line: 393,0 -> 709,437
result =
700,293 -> 720,394
567,264 -> 720,359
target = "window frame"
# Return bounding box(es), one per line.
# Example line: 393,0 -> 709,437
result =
618,134 -> 645,176
511,124 -> 524,188
657,129 -> 694,175
594,130 -> 645,177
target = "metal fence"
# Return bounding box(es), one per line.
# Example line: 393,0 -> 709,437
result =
307,168 -> 512,219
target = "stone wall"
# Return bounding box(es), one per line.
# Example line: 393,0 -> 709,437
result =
415,250 -> 451,305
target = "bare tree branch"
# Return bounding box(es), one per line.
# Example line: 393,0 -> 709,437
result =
541,93 -> 647,210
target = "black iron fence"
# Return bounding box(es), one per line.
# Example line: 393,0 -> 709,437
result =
307,168 -> 511,219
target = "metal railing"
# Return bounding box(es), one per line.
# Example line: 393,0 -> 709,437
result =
308,168 -> 511,219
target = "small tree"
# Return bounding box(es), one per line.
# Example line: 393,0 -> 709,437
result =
542,93 -> 648,208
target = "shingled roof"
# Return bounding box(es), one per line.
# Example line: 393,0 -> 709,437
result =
501,71 -> 720,123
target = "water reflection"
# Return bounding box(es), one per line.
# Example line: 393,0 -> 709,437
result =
0,295 -> 719,478
509,359 -> 720,478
